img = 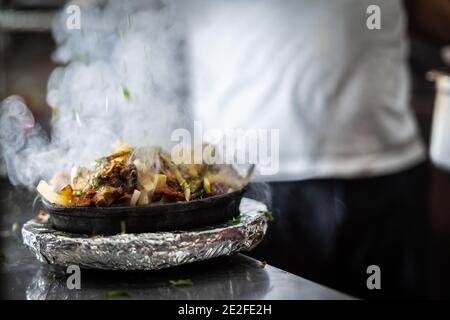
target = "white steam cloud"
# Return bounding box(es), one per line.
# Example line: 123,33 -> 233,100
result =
0,0 -> 188,188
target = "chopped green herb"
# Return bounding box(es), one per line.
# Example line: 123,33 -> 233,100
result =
169,279 -> 193,286
51,107 -> 59,121
227,216 -> 241,225
74,111 -> 82,127
11,223 -> 18,234
122,85 -> 130,100
73,188 -> 83,196
103,290 -> 131,298
119,30 -> 125,42
120,221 -> 126,235
54,231 -> 66,237
93,158 -> 104,168
92,172 -> 102,188
128,14 -> 132,27
260,210 -> 274,222
51,272 -> 65,281
72,53 -> 89,64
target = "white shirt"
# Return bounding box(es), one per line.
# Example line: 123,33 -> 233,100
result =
184,0 -> 425,181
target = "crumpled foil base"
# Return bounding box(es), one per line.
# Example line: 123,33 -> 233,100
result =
22,198 -> 268,270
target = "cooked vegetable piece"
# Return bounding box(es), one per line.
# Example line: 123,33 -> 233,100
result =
160,153 -> 191,201
154,174 -> 167,192
203,177 -> 211,194
130,189 -> 141,206
37,180 -> 70,206
139,172 -> 154,191
59,184 -> 73,197
70,166 -> 90,190
138,190 -> 149,205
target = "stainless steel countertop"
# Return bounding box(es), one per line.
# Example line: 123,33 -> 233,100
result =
0,180 -> 353,300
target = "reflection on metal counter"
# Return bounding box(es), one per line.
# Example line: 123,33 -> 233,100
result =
24,254 -> 353,300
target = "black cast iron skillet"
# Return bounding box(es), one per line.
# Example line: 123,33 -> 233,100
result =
42,187 -> 247,235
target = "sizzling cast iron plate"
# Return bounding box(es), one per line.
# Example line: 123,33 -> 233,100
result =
42,188 -> 246,235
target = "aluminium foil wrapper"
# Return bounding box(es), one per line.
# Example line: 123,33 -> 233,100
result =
22,198 -> 268,270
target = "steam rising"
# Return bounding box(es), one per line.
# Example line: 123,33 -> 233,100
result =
0,0 -> 187,188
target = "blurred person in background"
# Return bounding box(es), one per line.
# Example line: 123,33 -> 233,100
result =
183,0 -> 450,298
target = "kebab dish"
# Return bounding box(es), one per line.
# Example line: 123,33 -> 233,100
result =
37,144 -> 247,207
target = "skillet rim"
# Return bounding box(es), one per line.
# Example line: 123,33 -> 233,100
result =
41,186 -> 247,218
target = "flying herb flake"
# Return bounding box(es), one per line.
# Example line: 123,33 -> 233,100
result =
51,272 -> 65,281
72,53 -> 89,64
259,210 -> 274,222
122,85 -> 130,100
169,279 -> 193,286
11,223 -> 18,234
120,221 -> 126,235
51,107 -> 59,122
227,216 -> 241,225
128,14 -> 132,27
103,290 -> 131,298
93,158 -> 104,168
119,30 -> 125,42
92,172 -> 101,188
74,111 -> 82,127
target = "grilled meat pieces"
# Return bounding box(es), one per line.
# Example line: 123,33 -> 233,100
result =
73,151 -> 137,207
